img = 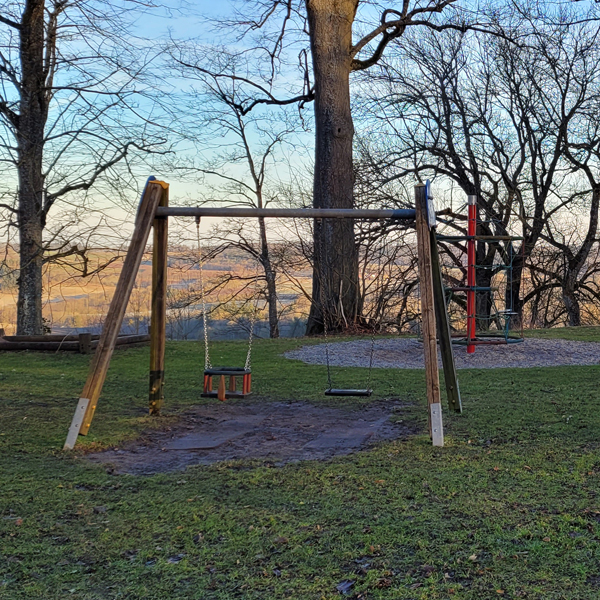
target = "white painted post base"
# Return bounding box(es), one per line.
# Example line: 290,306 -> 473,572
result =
63,398 -> 91,450
430,403 -> 444,447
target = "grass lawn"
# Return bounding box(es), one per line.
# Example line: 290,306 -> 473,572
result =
1,328 -> 600,599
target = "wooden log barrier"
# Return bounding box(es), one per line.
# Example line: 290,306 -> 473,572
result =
0,334 -> 149,353
78,333 -> 92,355
2,334 -> 100,342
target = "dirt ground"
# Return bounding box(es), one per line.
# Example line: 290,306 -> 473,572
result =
85,400 -> 412,475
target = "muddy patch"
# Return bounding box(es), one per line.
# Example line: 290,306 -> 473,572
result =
85,400 -> 412,475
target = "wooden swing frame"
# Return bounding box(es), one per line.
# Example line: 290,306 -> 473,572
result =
64,177 -> 460,450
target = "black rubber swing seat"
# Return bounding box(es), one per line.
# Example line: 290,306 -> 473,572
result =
203,367 -> 251,376
324,388 -> 373,397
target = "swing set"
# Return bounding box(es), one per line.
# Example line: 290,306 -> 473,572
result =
64,177 -> 461,451
194,216 -> 256,402
195,215 -> 375,399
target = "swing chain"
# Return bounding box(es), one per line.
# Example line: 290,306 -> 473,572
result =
322,297 -> 334,391
196,217 -> 212,370
316,220 -> 334,390
244,264 -> 265,370
244,295 -> 258,371
366,326 -> 376,391
317,217 -> 375,393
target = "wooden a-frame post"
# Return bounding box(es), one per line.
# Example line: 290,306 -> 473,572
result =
415,184 -> 444,447
430,227 -> 462,413
149,186 -> 169,414
64,179 -> 169,450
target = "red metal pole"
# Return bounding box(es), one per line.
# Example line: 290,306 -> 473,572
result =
467,195 -> 477,354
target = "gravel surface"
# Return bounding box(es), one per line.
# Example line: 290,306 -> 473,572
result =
284,337 -> 600,369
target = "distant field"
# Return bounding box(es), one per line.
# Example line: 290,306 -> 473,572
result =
0,247 -> 312,336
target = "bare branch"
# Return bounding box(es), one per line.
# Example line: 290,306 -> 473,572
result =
0,14 -> 21,30
0,202 -> 17,213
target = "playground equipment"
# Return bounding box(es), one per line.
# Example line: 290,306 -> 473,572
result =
64,178 -> 460,450
321,319 -> 375,397
316,223 -> 376,397
194,217 -> 256,402
437,195 -> 524,353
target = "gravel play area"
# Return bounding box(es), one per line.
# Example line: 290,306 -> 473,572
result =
285,337 -> 600,369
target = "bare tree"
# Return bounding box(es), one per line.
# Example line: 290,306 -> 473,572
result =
523,240 -> 600,328
165,49 -> 306,338
176,0 -> 490,334
358,9 -> 600,327
351,154 -> 421,330
543,25 -> 600,326
0,0 -> 167,334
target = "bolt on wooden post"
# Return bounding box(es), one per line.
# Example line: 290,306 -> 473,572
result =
415,184 -> 444,447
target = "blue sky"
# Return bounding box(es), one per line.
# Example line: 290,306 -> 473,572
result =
132,1 -> 232,43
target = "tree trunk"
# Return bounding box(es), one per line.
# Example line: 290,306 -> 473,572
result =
474,216 -> 494,331
475,267 -> 493,331
258,217 -> 279,338
560,186 -> 599,328
16,0 -> 48,335
506,252 -> 525,328
562,278 -> 581,327
305,0 -> 361,335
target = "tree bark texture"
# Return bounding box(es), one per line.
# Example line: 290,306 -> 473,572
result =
562,278 -> 581,327
561,186 -> 600,327
474,205 -> 494,332
475,266 -> 493,331
506,254 -> 525,327
506,212 -> 547,328
16,0 -> 48,335
305,0 -> 361,334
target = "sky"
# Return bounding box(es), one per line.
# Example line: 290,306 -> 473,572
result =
123,1 -> 314,236
132,1 -> 234,46
3,0 -> 594,244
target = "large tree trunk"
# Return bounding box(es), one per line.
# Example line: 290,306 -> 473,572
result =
560,186 -> 599,328
506,211 -> 546,329
258,217 -> 279,338
506,252 -> 525,328
474,216 -> 494,331
305,0 -> 361,335
16,0 -> 48,335
16,196 -> 44,335
475,267 -> 493,331
562,278 -> 581,327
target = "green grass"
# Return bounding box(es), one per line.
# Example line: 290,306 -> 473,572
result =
525,325 -> 600,341
2,329 -> 600,599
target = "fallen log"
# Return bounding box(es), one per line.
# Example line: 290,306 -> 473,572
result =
0,334 -> 150,353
